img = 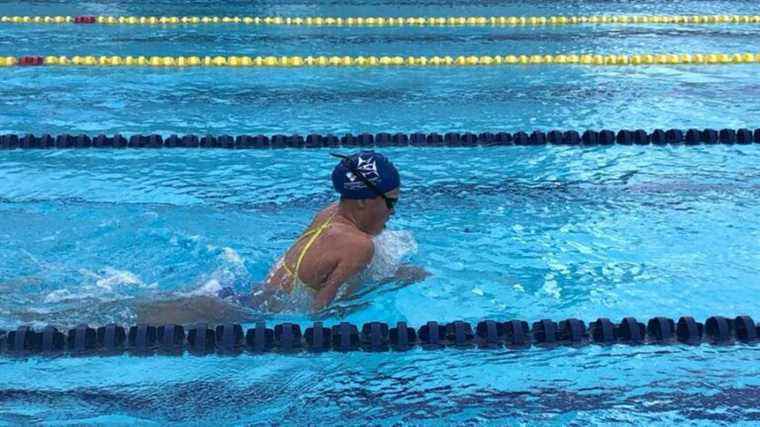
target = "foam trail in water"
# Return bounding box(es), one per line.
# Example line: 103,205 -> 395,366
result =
185,246 -> 252,297
43,267 -> 155,303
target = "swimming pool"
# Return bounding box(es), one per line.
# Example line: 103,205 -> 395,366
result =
2,0 -> 760,424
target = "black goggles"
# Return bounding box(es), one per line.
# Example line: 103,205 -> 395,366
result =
331,153 -> 397,211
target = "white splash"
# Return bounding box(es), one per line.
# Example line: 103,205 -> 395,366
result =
365,229 -> 418,281
43,289 -> 76,303
183,246 -> 250,297
43,267 -> 153,303
221,247 -> 244,265
540,272 -> 562,299
186,278 -> 224,297
92,267 -> 145,291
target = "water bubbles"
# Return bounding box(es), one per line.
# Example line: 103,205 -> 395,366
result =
365,229 -> 418,281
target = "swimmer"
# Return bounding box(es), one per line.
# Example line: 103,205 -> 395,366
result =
251,150 -> 407,311
133,151 -> 427,325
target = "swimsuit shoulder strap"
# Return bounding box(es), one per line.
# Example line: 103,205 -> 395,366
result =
285,212 -> 337,283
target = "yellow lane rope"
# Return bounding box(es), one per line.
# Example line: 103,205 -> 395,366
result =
1,15 -> 759,26
2,53 -> 759,67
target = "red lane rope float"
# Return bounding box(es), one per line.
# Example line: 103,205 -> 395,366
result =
73,16 -> 96,24
17,56 -> 43,66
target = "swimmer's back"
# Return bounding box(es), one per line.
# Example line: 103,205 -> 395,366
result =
264,204 -> 374,297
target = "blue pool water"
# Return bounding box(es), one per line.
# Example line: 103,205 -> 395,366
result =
1,0 -> 760,425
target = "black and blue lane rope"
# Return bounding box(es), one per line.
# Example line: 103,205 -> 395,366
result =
0,129 -> 758,150
0,316 -> 757,356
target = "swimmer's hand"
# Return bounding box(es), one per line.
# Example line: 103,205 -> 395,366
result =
391,264 -> 431,285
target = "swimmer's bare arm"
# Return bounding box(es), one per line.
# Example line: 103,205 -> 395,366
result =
312,236 -> 374,311
342,264 -> 430,297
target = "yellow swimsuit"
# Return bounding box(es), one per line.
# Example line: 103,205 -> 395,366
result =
281,213 -> 336,292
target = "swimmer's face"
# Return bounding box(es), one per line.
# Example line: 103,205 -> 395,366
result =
364,187 -> 399,235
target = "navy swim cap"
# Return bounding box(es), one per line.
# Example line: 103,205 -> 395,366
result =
331,151 -> 400,199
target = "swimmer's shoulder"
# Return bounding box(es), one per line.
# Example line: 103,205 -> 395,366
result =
313,203 -> 374,262
324,223 -> 374,264
308,203 -> 339,226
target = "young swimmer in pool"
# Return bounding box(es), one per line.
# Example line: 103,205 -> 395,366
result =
255,151 -> 402,311
135,151 -> 426,324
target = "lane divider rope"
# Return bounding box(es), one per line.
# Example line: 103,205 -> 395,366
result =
1,129 -> 758,149
2,53 -> 760,68
1,15 -> 759,26
1,316 -> 757,356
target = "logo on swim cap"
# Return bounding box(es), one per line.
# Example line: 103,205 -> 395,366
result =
345,156 -> 380,190
331,151 -> 400,199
